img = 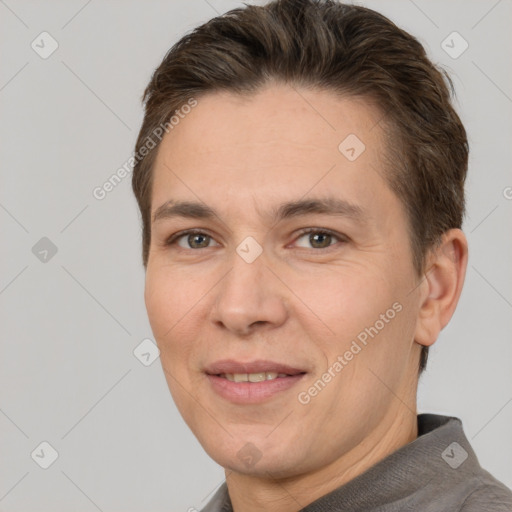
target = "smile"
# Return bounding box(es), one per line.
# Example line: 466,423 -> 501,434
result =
219,372 -> 291,382
204,360 -> 307,404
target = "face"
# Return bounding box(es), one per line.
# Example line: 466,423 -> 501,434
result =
144,84 -> 424,477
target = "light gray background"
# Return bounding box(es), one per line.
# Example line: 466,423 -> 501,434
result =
1,0 -> 511,510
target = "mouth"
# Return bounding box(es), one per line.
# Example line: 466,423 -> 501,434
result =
204,359 -> 307,404
217,371 -> 302,382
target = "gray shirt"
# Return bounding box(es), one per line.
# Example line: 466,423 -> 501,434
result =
200,414 -> 512,511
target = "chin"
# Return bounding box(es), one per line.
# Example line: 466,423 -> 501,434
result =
203,437 -> 308,479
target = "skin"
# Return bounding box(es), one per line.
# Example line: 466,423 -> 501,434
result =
144,83 -> 468,511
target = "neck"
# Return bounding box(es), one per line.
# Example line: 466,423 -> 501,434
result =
226,400 -> 418,512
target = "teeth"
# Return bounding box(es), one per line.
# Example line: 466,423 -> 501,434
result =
248,372 -> 266,382
222,372 -> 283,382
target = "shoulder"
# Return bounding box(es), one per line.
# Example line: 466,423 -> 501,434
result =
459,472 -> 512,512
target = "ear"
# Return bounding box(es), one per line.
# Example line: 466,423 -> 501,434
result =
414,229 -> 468,348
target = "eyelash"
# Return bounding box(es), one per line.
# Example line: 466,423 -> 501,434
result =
163,228 -> 348,251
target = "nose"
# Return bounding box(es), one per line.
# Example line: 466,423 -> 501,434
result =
209,248 -> 288,336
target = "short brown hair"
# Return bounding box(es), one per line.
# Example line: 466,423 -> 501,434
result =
131,0 -> 469,374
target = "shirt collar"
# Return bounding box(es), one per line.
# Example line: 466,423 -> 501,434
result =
200,414 -> 476,511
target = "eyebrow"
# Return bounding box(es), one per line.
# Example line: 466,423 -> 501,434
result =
152,197 -> 367,225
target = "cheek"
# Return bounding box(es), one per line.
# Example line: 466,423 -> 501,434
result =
144,264 -> 214,384
300,263 -> 413,393
144,272 -> 174,340
296,265 -> 394,338
144,265 -> 201,340
144,268 -> 202,407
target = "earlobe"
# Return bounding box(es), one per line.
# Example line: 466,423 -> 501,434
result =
414,229 -> 468,348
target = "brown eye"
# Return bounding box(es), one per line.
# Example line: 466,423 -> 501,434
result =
185,233 -> 210,249
294,229 -> 345,250
177,232 -> 214,249
309,232 -> 332,249
165,230 -> 220,250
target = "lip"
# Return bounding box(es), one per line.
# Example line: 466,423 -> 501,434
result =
204,359 -> 307,404
204,359 -> 305,376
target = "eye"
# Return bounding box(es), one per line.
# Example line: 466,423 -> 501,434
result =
165,229 -> 219,250
163,228 -> 347,251
293,228 -> 346,250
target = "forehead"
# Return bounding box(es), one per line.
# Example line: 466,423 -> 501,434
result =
150,84 -> 395,223
156,84 -> 384,156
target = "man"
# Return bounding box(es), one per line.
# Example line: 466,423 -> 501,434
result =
131,0 -> 512,510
